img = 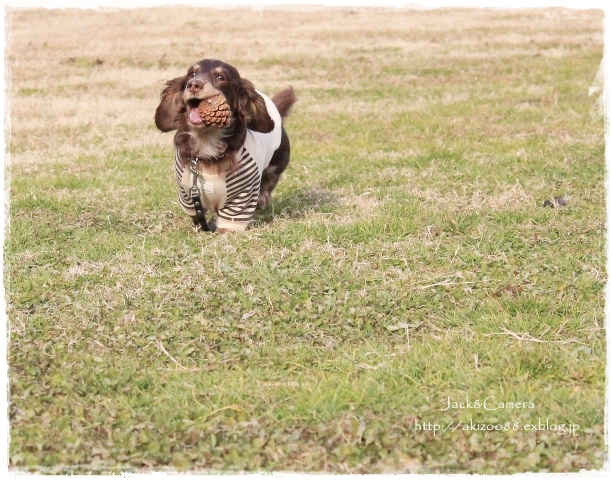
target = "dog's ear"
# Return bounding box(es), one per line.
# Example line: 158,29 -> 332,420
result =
237,78 -> 274,133
155,76 -> 186,132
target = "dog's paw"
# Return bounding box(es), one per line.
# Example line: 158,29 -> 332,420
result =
256,191 -> 271,210
191,215 -> 216,232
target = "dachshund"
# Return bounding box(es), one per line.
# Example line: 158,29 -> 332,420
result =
155,59 -> 296,232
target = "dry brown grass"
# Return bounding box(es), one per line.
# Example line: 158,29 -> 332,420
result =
6,6 -> 602,166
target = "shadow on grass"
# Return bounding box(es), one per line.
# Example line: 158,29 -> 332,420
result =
255,185 -> 341,225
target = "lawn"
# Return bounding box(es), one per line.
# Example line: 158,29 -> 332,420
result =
4,5 -> 607,474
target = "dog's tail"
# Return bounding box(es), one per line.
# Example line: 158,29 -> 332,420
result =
272,86 -> 297,120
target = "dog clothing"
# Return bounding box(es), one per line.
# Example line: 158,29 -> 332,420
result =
174,92 -> 282,231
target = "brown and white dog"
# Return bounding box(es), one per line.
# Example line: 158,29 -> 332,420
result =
155,59 -> 296,232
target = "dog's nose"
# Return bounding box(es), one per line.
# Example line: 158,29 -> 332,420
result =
186,78 -> 204,94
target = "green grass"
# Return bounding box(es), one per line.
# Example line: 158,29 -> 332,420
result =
5,7 -> 606,474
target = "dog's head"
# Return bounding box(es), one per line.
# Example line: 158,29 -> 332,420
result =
155,59 -> 274,135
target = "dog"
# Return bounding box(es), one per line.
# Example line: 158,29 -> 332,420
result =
155,59 -> 296,233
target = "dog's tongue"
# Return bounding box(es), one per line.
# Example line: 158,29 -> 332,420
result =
189,107 -> 203,124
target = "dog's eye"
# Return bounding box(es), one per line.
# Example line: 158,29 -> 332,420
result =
188,71 -> 196,78
216,74 -> 226,82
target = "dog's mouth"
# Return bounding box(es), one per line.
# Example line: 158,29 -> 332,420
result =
185,95 -> 232,129
186,99 -> 205,126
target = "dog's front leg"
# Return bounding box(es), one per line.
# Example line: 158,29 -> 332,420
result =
191,215 -> 216,232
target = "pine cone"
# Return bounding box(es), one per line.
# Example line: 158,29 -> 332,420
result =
197,94 -> 232,128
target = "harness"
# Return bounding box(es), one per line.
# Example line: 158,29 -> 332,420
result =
189,156 -> 212,232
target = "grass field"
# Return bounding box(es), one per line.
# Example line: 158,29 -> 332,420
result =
4,5 -> 607,474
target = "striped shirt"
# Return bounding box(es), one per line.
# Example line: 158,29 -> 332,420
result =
174,91 -> 283,231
